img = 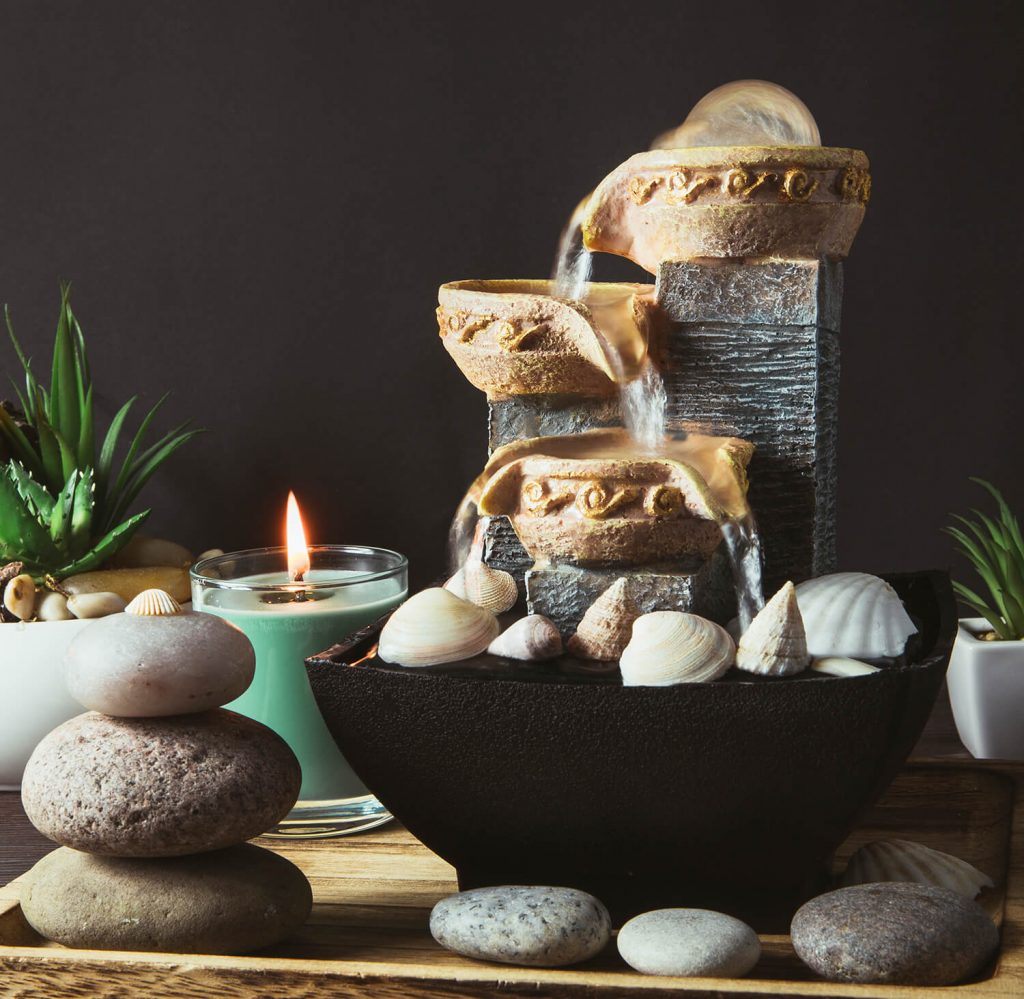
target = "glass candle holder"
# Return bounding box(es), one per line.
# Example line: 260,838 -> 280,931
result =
191,545 -> 407,838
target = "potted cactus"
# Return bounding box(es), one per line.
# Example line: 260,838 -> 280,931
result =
945,479 -> 1024,759
0,286 -> 199,787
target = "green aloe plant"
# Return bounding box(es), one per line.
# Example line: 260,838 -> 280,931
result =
0,286 -> 200,577
945,478 -> 1024,640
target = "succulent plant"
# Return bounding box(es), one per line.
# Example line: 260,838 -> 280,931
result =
0,286 -> 200,578
945,478 -> 1024,640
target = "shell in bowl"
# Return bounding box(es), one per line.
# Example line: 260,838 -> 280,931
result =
378,588 -> 499,668
487,615 -> 562,662
567,578 -> 640,661
795,572 -> 917,659
841,839 -> 993,899
620,611 -> 735,686
736,581 -> 809,677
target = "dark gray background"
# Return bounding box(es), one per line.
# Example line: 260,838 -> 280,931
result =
0,0 -> 1020,589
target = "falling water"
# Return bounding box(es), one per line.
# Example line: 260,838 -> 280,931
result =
720,512 -> 766,632
447,491 -> 480,573
620,358 -> 667,452
551,209 -> 594,301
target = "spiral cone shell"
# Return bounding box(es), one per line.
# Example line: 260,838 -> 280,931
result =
567,578 -> 640,661
487,615 -> 562,661
378,587 -> 499,667
620,611 -> 735,685
124,588 -> 183,617
841,839 -> 993,899
736,581 -> 809,677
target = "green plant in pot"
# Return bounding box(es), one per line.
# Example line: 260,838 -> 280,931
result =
945,478 -> 1024,759
0,286 -> 199,789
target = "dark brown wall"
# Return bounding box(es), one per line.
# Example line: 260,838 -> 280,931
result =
0,0 -> 1020,589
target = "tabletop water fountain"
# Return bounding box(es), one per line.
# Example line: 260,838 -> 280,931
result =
308,82 -> 956,930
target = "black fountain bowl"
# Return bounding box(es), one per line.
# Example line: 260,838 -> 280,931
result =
306,571 -> 955,932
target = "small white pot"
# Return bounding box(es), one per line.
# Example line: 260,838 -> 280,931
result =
947,617 -> 1024,760
0,619 -> 90,789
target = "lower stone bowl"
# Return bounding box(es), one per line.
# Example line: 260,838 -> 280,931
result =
307,571 -> 954,931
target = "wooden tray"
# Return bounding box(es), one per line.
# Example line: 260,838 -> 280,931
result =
1,759 -> 1021,998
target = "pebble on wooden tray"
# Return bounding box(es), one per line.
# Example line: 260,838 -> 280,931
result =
790,882 -> 999,985
616,908 -> 761,978
430,886 -> 611,967
21,709 -> 300,857
21,843 -> 312,954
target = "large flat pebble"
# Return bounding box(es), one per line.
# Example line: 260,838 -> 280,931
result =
791,882 -> 998,985
22,709 -> 300,856
430,886 -> 611,967
22,844 -> 311,953
617,908 -> 760,977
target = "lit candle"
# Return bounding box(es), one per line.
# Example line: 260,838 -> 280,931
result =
190,493 -> 408,837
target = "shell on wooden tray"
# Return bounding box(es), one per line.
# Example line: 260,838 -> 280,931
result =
736,581 -> 809,677
620,611 -> 735,686
124,589 -> 183,617
378,587 -> 500,668
567,578 -> 640,661
841,839 -> 994,899
795,572 -> 917,659
487,615 -> 562,662
811,656 -> 880,677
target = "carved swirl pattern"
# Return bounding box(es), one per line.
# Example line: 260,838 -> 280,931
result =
522,479 -> 574,516
520,478 -> 697,521
575,480 -> 641,520
644,484 -> 685,518
836,166 -> 872,205
438,308 -> 546,350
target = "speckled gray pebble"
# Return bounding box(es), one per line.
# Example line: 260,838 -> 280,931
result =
430,886 -> 611,967
617,908 -> 761,977
791,882 -> 999,985
22,844 -> 312,954
21,709 -> 300,856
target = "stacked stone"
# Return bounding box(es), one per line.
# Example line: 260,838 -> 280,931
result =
19,590 -> 312,955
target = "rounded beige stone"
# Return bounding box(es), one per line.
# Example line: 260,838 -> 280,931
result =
22,710 -> 300,856
22,844 -> 311,954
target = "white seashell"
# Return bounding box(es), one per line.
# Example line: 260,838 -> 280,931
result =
124,588 -> 183,617
795,572 -> 917,659
461,563 -> 518,614
444,567 -> 467,598
841,839 -> 994,899
67,591 -> 127,620
3,573 -> 36,621
487,615 -> 562,661
567,578 -> 640,661
378,587 -> 499,667
736,581 -> 809,677
811,656 -> 880,677
620,611 -> 735,685
36,591 -> 73,622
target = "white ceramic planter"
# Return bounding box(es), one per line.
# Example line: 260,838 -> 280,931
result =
0,619 -> 91,789
947,617 -> 1024,760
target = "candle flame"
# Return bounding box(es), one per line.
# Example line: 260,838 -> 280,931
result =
286,491 -> 311,582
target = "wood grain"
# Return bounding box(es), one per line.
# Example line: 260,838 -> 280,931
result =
0,759 -> 1020,998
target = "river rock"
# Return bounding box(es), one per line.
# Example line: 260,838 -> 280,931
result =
64,611 -> 255,716
430,886 -> 611,967
617,908 -> 761,977
22,710 -> 300,856
22,844 -> 311,954
791,883 -> 998,985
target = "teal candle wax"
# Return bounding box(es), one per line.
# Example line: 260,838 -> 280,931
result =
197,569 -> 405,801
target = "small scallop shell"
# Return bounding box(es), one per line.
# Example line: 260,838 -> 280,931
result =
620,611 -> 735,685
125,588 -> 184,617
487,615 -> 562,661
3,573 -> 36,621
795,572 -> 917,659
811,656 -> 880,677
567,578 -> 640,661
67,591 -> 127,620
736,581 -> 809,677
461,563 -> 518,614
378,587 -> 499,667
841,839 -> 994,899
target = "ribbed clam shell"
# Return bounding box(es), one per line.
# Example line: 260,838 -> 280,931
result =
811,656 -> 880,677
620,611 -> 735,685
841,839 -> 994,899
378,587 -> 499,667
462,563 -> 518,614
795,572 -> 917,659
124,588 -> 183,617
736,581 -> 809,677
487,615 -> 562,661
444,568 -> 467,598
567,578 -> 639,661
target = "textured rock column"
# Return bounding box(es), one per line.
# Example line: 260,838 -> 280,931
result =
657,259 -> 842,590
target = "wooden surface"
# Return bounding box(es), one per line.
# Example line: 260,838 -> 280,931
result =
1,756 -> 1020,999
